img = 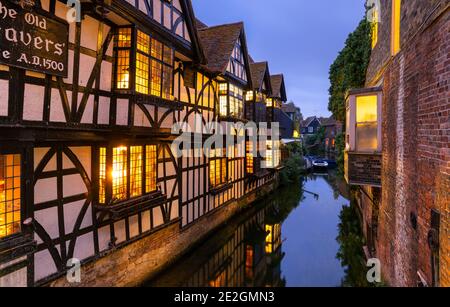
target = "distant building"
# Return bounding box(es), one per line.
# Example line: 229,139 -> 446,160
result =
301,116 -> 322,135
321,117 -> 343,152
281,102 -> 302,138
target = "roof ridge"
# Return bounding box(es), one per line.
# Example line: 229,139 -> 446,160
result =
198,21 -> 244,31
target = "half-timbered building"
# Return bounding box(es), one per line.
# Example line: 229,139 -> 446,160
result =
0,0 -> 287,286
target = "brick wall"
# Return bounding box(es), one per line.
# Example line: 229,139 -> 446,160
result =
48,181 -> 277,287
372,5 -> 449,287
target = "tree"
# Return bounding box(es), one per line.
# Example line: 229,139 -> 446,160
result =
328,18 -> 372,123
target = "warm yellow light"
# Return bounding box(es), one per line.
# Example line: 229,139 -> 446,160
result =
293,130 -> 300,138
266,98 -> 273,108
356,95 -> 378,122
391,0 -> 401,55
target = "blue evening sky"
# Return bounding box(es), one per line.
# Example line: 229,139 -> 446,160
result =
192,0 -> 366,118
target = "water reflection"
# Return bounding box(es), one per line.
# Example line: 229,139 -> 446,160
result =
146,171 -> 366,287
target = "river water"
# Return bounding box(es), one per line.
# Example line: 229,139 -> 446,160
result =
146,171 -> 367,287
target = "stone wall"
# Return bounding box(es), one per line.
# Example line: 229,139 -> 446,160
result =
48,181 -> 277,287
373,7 -> 449,287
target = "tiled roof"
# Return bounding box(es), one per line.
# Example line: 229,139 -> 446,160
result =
197,22 -> 244,74
249,62 -> 269,91
270,74 -> 286,100
282,102 -> 298,114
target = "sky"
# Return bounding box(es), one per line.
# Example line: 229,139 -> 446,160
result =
192,0 -> 366,118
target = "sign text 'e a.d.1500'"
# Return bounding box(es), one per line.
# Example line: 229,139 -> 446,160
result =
0,0 -> 69,77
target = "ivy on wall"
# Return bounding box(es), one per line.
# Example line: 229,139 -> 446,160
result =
328,18 -> 372,123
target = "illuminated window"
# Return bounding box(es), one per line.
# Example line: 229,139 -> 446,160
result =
0,154 -> 21,239
130,146 -> 143,198
245,91 -> 254,101
218,83 -> 243,118
99,145 -> 158,204
371,7 -> 379,48
112,146 -> 128,201
356,95 -> 378,151
246,141 -> 254,174
209,148 -> 227,188
265,224 -> 281,254
391,0 -> 401,55
99,148 -> 106,204
145,145 -> 157,193
209,270 -> 226,287
266,98 -> 273,108
114,28 -> 173,99
245,245 -> 254,280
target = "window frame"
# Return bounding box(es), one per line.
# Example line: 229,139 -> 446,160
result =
209,148 -> 228,188
98,143 -> 159,206
0,147 -> 26,243
218,82 -> 244,118
113,26 -> 175,100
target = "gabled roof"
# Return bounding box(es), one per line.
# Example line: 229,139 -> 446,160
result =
302,116 -> 320,127
249,62 -> 272,93
197,22 -> 252,86
281,102 -> 298,114
270,74 -> 287,101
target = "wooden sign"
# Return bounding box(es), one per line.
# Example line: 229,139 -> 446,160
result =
0,0 -> 69,77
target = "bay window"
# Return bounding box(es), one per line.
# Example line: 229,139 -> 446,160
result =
218,82 -> 244,118
209,148 -> 227,188
0,154 -> 21,239
114,28 -> 174,100
99,145 -> 157,204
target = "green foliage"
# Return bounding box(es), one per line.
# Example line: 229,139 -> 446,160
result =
280,154 -> 304,186
305,127 -> 326,155
335,133 -> 345,176
328,18 -> 372,122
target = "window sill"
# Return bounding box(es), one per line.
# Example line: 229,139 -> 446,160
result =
0,233 -> 36,264
209,182 -> 233,195
95,191 -> 167,222
135,95 -> 184,111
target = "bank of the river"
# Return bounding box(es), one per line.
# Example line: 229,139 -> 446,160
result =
145,171 -> 368,287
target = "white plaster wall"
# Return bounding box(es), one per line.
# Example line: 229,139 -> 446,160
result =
116,99 -> 129,126
114,220 -> 126,244
100,62 -> 112,91
129,215 -> 139,238
97,226 -> 111,252
98,96 -> 110,125
34,248 -> 58,282
23,84 -> 44,121
81,16 -> 99,51
34,178 -> 57,204
34,207 -> 59,239
134,105 -> 150,127
141,211 -> 151,232
78,54 -> 96,87
69,147 -> 91,179
63,200 -> 92,234
63,174 -> 88,197
71,232 -> 95,261
0,267 -> 27,287
153,206 -> 164,227
153,0 -> 162,23
50,89 -> 70,123
0,79 -> 8,116
78,93 -> 94,124
34,148 -> 52,171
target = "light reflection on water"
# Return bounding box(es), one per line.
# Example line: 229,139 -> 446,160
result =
146,171 -> 361,287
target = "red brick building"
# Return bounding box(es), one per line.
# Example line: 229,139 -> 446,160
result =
345,0 -> 449,287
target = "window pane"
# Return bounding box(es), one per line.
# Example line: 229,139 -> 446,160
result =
137,30 -> 150,54
146,145 -> 157,193
163,46 -> 173,65
356,122 -> 378,151
136,53 -> 149,94
112,147 -> 128,201
162,65 -> 173,100
356,95 -> 378,122
151,39 -> 163,60
151,60 -> 162,97
116,50 -> 130,89
392,0 -> 401,55
0,154 -> 21,239
116,28 -> 131,48
219,96 -> 227,116
130,146 -> 143,198
99,147 -> 106,204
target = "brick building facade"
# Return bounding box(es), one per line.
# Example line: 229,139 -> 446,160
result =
347,0 -> 449,287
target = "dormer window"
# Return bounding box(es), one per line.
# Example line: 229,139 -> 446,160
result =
226,39 -> 247,82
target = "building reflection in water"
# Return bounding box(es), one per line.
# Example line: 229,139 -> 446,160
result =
147,187 -> 301,287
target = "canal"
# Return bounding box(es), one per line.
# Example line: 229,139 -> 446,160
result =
145,171 -> 368,287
